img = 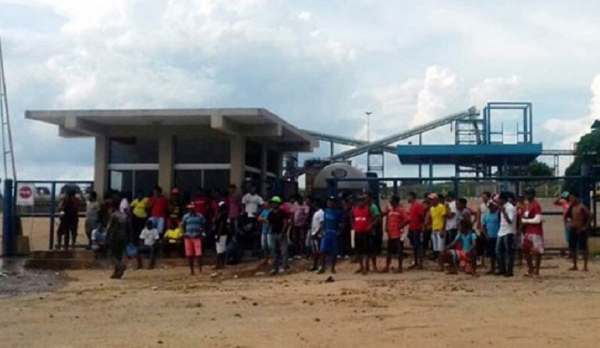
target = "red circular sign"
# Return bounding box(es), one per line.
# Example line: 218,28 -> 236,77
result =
19,186 -> 32,199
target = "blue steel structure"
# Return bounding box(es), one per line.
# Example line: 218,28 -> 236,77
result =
398,101 -> 541,183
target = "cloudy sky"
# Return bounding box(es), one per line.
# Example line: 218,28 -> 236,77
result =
1,0 -> 599,181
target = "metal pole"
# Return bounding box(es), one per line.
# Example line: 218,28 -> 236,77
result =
2,179 -> 14,256
0,36 -> 16,181
49,182 -> 56,250
366,111 -> 372,142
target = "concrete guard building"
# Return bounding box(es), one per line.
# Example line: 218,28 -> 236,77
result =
26,108 -> 317,197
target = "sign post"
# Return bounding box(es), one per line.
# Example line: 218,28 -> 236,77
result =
16,183 -> 34,206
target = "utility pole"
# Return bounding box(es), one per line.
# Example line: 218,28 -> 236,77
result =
0,35 -> 17,181
365,111 -> 372,142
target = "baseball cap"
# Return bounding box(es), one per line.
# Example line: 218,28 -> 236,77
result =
428,193 -> 438,200
270,196 -> 282,203
186,203 -> 195,209
171,187 -> 180,194
561,191 -> 570,199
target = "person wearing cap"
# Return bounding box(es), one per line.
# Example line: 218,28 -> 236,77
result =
214,201 -> 231,269
181,202 -> 206,275
522,187 -> 544,277
267,196 -> 290,275
318,196 -> 343,274
426,193 -> 446,271
482,200 -> 501,274
496,192 -> 517,277
566,191 -> 592,271
554,191 -> 572,251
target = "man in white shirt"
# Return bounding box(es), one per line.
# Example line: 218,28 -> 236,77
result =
495,192 -> 517,277
444,193 -> 458,244
241,186 -> 264,255
308,200 -> 325,272
137,220 -> 160,269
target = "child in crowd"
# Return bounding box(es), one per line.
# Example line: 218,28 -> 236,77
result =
163,218 -> 184,258
91,222 -> 107,259
137,220 -> 160,269
444,219 -> 478,276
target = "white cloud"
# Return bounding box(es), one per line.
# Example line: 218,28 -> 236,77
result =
544,74 -> 600,150
298,11 -> 312,21
469,75 -> 523,108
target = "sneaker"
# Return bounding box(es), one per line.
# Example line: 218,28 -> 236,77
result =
316,267 -> 325,274
307,266 -> 318,272
269,270 -> 278,276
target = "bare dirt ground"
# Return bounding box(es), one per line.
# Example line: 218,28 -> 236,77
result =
2,256 -> 600,348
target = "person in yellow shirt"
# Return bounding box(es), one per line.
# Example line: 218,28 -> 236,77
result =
426,193 -> 447,271
163,217 -> 184,258
130,190 -> 149,244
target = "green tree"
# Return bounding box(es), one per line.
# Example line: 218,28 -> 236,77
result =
565,129 -> 600,176
527,160 -> 554,177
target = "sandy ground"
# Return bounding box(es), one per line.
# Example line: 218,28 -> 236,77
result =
2,256 -> 600,348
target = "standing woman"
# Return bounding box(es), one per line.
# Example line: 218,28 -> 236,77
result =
130,190 -> 149,245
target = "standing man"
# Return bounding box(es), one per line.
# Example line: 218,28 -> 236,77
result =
367,193 -> 383,272
318,197 -> 343,274
106,198 -> 129,279
181,203 -> 205,275
227,184 -> 242,240
352,196 -> 375,275
482,202 -> 500,274
567,191 -> 592,271
268,196 -> 290,276
242,186 -> 264,253
148,186 -> 169,237
383,195 -> 408,273
59,189 -> 80,250
427,194 -> 447,271
554,191 -> 572,254
444,193 -> 458,245
291,195 -> 310,258
85,191 -> 100,249
308,199 -> 324,272
476,192 -> 491,232
258,201 -> 273,265
521,187 -> 544,277
406,192 -> 426,270
496,192 -> 517,277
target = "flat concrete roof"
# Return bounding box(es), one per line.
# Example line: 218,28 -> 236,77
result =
26,108 -> 318,152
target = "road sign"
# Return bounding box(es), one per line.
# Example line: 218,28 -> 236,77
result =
16,183 -> 34,206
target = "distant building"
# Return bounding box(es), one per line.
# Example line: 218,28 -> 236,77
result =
26,108 -> 317,197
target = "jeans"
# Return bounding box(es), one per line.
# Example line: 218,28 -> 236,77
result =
272,234 -> 289,272
149,217 -> 165,236
136,245 -> 157,269
496,234 -> 515,275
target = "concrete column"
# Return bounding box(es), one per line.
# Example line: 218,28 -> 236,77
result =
260,144 -> 268,197
94,136 -> 108,198
230,135 -> 246,189
158,134 -> 174,191
276,151 -> 283,177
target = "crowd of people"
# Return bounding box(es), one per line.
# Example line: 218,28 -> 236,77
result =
56,183 -> 592,280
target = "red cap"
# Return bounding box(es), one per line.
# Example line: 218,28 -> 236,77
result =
171,187 -> 180,194
186,203 -> 195,209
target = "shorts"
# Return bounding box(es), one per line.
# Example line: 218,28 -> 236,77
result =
408,230 -> 422,250
387,238 -> 402,256
216,235 -> 227,254
568,230 -> 588,253
184,237 -> 202,257
320,234 -> 339,255
523,233 -> 544,254
354,232 -> 370,255
486,238 -> 498,258
432,230 -> 445,252
261,234 -> 275,253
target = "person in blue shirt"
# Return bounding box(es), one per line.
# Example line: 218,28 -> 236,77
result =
181,203 -> 206,275
318,197 -> 343,274
482,202 -> 501,275
444,219 -> 478,276
257,201 -> 273,265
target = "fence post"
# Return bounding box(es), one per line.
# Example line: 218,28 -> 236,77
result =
49,182 -> 56,250
2,179 -> 14,256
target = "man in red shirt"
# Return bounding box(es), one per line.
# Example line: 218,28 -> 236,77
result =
351,195 -> 375,275
406,191 -> 426,269
383,195 -> 408,273
148,186 -> 169,236
521,187 -> 544,277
